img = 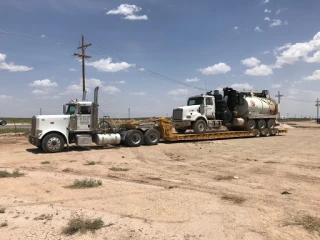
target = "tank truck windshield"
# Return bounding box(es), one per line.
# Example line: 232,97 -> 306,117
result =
66,105 -> 76,115
187,97 -> 204,106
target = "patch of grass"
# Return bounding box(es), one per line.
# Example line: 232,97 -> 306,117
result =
0,170 -> 24,178
41,161 -> 50,164
0,222 -> 8,228
66,179 -> 102,189
34,214 -> 53,221
0,128 -> 28,134
221,194 -> 246,204
62,168 -> 73,172
0,208 -> 5,213
84,161 -> 96,166
216,175 -> 234,181
109,167 -> 129,172
2,118 -> 31,124
62,213 -> 104,235
285,215 -> 320,235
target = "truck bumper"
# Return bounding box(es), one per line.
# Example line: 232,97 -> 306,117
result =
29,135 -> 41,147
172,120 -> 191,128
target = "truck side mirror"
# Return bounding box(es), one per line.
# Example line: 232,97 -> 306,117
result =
63,105 -> 66,114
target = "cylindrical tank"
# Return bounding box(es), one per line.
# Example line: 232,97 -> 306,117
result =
95,133 -> 121,145
236,96 -> 278,117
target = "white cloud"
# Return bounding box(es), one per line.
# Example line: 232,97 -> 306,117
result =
303,70 -> 320,81
198,62 -> 231,75
272,84 -> 282,88
102,86 -> 120,94
241,57 -> 261,67
276,10 -> 281,15
254,26 -> 262,32
270,19 -> 282,27
265,9 -> 271,13
0,53 -> 33,72
185,77 -> 200,82
274,43 -> 292,54
230,83 -> 253,90
245,64 -> 273,76
87,58 -> 135,72
69,68 -> 76,72
130,92 -> 146,96
112,80 -> 126,84
263,51 -> 270,54
107,4 -> 148,21
0,95 -> 12,100
306,51 -> 320,63
234,26 -> 239,30
41,35 -> 46,38
31,89 -> 47,96
263,0 -> 269,3
168,88 -> 189,96
29,79 -> 58,88
62,84 -> 83,95
284,21 -> 288,25
274,32 -> 320,68
138,68 -> 145,72
264,17 -> 270,21
86,78 -> 104,88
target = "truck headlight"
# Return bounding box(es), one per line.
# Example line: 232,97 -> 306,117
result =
36,130 -> 43,137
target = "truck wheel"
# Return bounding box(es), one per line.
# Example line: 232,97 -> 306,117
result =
175,128 -> 187,134
262,128 -> 270,137
254,129 -> 260,137
257,119 -> 266,130
144,129 -> 160,145
0,120 -> 6,126
42,133 -> 65,153
193,119 -> 206,134
267,119 -> 275,129
246,119 -> 256,131
125,129 -> 144,147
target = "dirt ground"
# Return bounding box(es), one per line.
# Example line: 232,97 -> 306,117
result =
0,121 -> 319,240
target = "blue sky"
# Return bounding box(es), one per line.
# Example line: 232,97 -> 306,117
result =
1,0 -> 320,118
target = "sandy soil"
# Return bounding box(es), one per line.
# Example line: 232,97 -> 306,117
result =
0,121 -> 319,240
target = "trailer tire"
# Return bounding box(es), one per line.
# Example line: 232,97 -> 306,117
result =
267,119 -> 275,129
254,129 -> 260,137
175,128 -> 187,134
262,128 -> 270,137
257,119 -> 266,130
42,133 -> 65,153
193,119 -> 206,134
125,129 -> 144,147
0,120 -> 6,126
144,129 -> 160,145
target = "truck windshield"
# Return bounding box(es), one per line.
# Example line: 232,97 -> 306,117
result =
66,105 -> 76,115
187,97 -> 204,106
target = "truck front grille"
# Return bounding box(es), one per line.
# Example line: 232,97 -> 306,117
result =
31,117 -> 36,136
172,109 -> 183,120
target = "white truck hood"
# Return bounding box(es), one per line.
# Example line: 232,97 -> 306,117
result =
177,105 -> 200,112
35,115 -> 70,120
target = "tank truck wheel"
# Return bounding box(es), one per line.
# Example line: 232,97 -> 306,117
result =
267,119 -> 276,129
144,129 -> 160,145
125,129 -> 144,147
262,128 -> 270,137
246,119 -> 256,131
257,119 -> 266,130
42,133 -> 65,153
254,129 -> 260,137
274,129 -> 280,136
175,128 -> 187,134
193,119 -> 207,134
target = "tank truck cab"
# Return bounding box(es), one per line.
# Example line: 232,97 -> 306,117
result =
172,91 -> 223,134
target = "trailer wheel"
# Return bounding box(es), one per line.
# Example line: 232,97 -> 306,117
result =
267,119 -> 275,129
144,129 -> 160,145
246,119 -> 256,131
125,129 -> 144,147
274,129 -> 280,136
262,128 -> 270,137
0,120 -> 6,126
175,127 -> 187,134
254,129 -> 260,137
42,133 -> 65,153
257,119 -> 266,130
193,119 -> 206,134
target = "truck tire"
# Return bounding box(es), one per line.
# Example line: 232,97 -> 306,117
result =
0,120 -> 6,126
125,129 -> 144,147
193,119 -> 206,134
42,133 -> 65,153
257,119 -> 266,130
267,119 -> 275,129
144,129 -> 160,145
175,128 -> 187,134
262,128 -> 270,137
246,119 -> 256,131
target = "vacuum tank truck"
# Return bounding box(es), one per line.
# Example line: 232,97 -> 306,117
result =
29,87 -> 161,153
172,87 -> 279,136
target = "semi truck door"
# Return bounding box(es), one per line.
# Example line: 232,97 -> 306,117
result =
205,97 -> 215,119
76,105 -> 91,131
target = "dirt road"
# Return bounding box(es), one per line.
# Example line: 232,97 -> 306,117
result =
0,122 -> 319,240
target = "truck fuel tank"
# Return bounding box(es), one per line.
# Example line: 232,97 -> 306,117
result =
95,133 -> 121,145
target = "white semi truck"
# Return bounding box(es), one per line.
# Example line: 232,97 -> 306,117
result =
172,88 -> 279,135
29,87 -> 161,153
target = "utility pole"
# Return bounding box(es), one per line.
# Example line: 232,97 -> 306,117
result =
316,98 -> 320,119
128,108 -> 131,119
74,35 -> 91,100
40,108 -> 42,115
275,91 -> 284,119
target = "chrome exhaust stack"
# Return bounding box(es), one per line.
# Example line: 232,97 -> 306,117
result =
91,87 -> 99,130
